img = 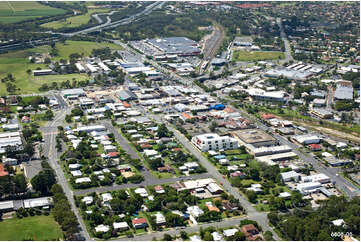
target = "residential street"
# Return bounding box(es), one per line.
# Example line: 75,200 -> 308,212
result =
118,217 -> 247,241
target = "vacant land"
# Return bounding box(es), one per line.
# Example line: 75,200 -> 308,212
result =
232,50 -> 285,61
0,40 -> 122,94
0,1 -> 66,24
0,215 -> 63,241
41,9 -> 110,29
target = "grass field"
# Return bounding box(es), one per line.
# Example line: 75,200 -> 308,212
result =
232,51 -> 285,61
0,40 -> 122,95
41,9 -> 110,29
0,1 -> 66,24
0,215 -> 63,241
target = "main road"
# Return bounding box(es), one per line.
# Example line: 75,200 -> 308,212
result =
42,108 -> 91,241
277,17 -> 294,63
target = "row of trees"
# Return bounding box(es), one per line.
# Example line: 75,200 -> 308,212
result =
51,184 -> 80,240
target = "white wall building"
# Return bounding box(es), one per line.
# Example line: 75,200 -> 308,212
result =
191,133 -> 238,152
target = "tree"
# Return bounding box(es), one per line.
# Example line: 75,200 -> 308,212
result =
65,115 -> 72,123
13,174 -> 27,194
264,231 -> 274,241
180,231 -> 188,240
31,170 -> 56,195
71,108 -> 83,117
44,110 -> 54,121
233,231 -> 246,241
163,234 -> 172,241
203,231 -> 213,241
157,123 -> 170,138
24,143 -> 34,158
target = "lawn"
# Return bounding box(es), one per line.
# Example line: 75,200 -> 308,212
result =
41,8 -> 110,29
232,50 -> 285,61
0,215 -> 63,241
0,1 -> 66,23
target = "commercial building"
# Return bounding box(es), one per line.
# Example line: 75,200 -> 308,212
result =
231,129 -> 276,148
248,145 -> 292,157
281,170 -> 301,182
246,88 -> 286,102
0,131 -> 23,153
61,88 -> 86,99
191,133 -> 238,152
301,173 -> 330,184
256,152 -> 297,165
117,90 -> 137,101
297,182 -> 322,195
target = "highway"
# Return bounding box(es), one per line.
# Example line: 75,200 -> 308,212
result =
52,2 -> 164,37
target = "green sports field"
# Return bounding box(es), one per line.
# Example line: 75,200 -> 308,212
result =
232,50 -> 285,61
0,215 -> 63,241
0,1 -> 66,24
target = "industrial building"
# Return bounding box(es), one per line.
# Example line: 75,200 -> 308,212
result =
146,37 -> 201,56
334,81 -> 354,100
309,108 -> 333,119
292,134 -> 320,145
191,133 -> 238,152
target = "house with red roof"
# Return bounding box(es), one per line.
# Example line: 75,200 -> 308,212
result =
140,144 -> 152,149
0,164 -> 9,177
132,218 -> 148,229
308,144 -> 322,151
21,116 -> 31,123
108,152 -> 119,158
230,171 -> 246,178
261,113 -> 275,120
241,224 -> 261,240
